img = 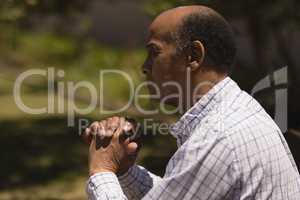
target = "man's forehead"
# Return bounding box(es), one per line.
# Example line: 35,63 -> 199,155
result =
148,15 -> 177,41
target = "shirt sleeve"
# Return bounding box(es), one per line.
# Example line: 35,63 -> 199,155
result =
86,129 -> 241,200
86,167 -> 162,200
86,172 -> 127,200
141,133 -> 241,200
118,165 -> 162,200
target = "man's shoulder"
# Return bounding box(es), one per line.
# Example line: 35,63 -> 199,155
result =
188,89 -> 281,151
222,90 -> 278,132
199,90 -> 282,150
220,92 -> 284,161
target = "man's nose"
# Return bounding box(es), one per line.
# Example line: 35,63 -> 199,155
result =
143,68 -> 149,75
142,62 -> 151,75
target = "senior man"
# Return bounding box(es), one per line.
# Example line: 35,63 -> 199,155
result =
83,5 -> 300,200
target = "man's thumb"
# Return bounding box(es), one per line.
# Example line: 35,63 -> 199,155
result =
126,142 -> 138,155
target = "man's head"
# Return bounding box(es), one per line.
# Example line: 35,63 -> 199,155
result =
143,6 -> 236,109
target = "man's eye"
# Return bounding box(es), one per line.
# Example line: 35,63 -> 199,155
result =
151,48 -> 160,55
146,44 -> 161,57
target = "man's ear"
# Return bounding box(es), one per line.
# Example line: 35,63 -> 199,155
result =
188,40 -> 205,71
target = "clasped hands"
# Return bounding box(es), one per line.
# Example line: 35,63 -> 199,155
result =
82,116 -> 140,176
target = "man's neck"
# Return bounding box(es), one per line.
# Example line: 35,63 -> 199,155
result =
183,71 -> 227,112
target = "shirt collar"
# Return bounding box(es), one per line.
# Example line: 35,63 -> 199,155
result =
170,76 -> 239,146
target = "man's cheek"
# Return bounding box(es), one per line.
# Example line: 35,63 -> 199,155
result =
156,59 -> 172,79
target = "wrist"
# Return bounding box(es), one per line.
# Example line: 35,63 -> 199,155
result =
116,170 -> 127,177
89,168 -> 117,176
116,166 -> 131,177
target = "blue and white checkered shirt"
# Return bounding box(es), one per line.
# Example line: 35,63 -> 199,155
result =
86,77 -> 300,199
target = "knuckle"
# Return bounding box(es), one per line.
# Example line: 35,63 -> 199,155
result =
112,116 -> 120,121
90,121 -> 98,127
99,120 -> 106,127
84,127 -> 90,134
90,123 -> 99,132
108,117 -> 113,121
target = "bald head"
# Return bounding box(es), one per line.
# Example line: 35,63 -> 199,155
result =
149,5 -> 236,72
150,6 -> 214,32
149,6 -> 208,42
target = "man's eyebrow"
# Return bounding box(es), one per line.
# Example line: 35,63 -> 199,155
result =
146,42 -> 161,49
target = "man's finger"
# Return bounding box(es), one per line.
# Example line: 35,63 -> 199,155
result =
89,134 -> 96,152
106,117 -> 120,137
82,127 -> 92,144
113,117 -> 126,138
90,121 -> 100,136
114,117 -> 137,143
98,122 -> 106,139
126,141 -> 139,155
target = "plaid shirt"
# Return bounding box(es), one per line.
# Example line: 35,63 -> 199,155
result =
86,77 -> 300,200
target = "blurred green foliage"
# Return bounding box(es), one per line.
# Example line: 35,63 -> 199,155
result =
0,0 -> 87,22
0,2 -> 176,197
